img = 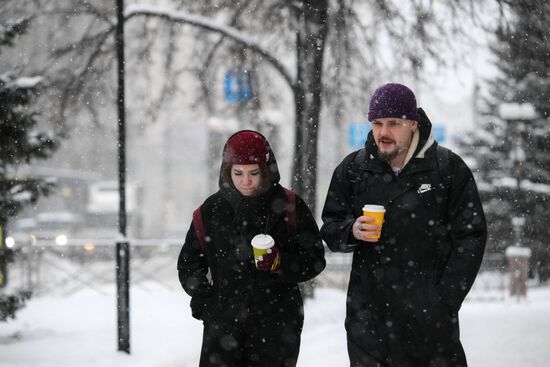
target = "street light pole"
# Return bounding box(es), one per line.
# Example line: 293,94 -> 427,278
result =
115,0 -> 130,353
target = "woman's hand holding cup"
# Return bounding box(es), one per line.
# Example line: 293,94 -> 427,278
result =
251,234 -> 281,272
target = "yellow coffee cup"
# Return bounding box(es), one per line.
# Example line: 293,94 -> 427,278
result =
362,204 -> 386,239
251,234 -> 279,268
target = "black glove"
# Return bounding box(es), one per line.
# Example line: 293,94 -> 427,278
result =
190,294 -> 214,320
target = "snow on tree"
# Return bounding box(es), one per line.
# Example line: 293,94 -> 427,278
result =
0,17 -> 59,321
458,0 -> 550,282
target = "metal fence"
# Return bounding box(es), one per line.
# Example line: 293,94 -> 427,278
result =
3,241 -> 514,302
4,239 -> 182,296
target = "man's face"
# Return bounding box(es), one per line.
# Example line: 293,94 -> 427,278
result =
370,117 -> 418,164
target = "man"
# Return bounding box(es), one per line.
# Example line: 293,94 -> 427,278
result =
321,83 -> 487,366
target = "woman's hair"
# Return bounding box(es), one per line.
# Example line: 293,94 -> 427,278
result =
222,162 -> 271,192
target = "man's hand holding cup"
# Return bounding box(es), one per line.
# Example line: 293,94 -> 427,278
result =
353,205 -> 386,242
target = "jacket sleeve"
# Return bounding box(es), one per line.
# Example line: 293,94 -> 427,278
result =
177,218 -> 214,320
320,154 -> 361,253
436,154 -> 487,311
276,194 -> 326,283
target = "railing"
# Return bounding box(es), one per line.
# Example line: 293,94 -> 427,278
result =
3,240 -> 513,302
5,238 -> 184,296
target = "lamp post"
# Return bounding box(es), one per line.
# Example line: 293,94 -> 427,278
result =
115,0 -> 130,353
498,102 -> 536,300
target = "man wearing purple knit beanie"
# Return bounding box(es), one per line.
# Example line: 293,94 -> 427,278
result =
321,83 -> 487,366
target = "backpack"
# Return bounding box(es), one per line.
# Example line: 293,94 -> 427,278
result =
192,188 -> 296,252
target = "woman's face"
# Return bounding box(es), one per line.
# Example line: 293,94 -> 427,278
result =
231,164 -> 262,196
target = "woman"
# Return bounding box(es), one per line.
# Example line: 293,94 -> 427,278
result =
177,130 -> 326,367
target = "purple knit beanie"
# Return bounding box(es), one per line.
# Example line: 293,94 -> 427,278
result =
368,83 -> 420,122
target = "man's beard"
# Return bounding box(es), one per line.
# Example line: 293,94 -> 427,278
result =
378,147 -> 400,163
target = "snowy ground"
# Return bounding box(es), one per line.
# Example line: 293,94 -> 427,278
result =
2,270 -> 550,367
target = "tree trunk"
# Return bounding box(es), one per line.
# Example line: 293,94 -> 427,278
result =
291,0 -> 329,215
125,4 -> 328,212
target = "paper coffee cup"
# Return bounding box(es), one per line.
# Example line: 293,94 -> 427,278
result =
362,205 -> 386,239
251,234 -> 275,267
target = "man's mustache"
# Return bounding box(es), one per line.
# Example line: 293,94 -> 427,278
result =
377,136 -> 395,144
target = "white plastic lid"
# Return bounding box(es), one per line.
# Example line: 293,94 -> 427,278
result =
362,204 -> 385,212
251,234 -> 275,249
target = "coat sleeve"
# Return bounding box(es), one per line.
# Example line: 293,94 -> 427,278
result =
177,217 -> 214,320
276,194 -> 326,283
436,154 -> 487,311
320,154 -> 361,253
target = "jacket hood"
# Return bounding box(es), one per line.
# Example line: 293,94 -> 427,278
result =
365,107 -> 435,160
218,130 -> 281,205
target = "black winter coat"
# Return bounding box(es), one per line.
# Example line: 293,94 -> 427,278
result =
179,186 -> 325,319
177,137 -> 325,366
321,109 -> 487,366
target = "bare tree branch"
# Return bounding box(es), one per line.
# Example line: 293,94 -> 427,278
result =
124,4 -> 295,89
57,25 -> 115,120
194,0 -> 255,112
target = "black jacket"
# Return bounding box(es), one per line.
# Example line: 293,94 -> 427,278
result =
177,136 -> 326,324
321,109 -> 487,366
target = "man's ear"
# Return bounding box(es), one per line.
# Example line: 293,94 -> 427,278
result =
411,120 -> 419,133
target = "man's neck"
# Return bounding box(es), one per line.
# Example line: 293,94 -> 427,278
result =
390,130 -> 419,169
389,154 -> 406,169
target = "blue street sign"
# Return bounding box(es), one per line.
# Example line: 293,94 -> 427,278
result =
432,124 -> 446,143
224,70 -> 253,103
348,122 -> 371,149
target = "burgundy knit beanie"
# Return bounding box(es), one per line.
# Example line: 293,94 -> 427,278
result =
223,130 -> 269,165
368,83 -> 420,122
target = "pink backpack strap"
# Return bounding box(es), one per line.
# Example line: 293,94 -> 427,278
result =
192,206 -> 206,252
283,188 -> 296,236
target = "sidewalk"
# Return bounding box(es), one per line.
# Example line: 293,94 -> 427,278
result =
1,279 -> 549,367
